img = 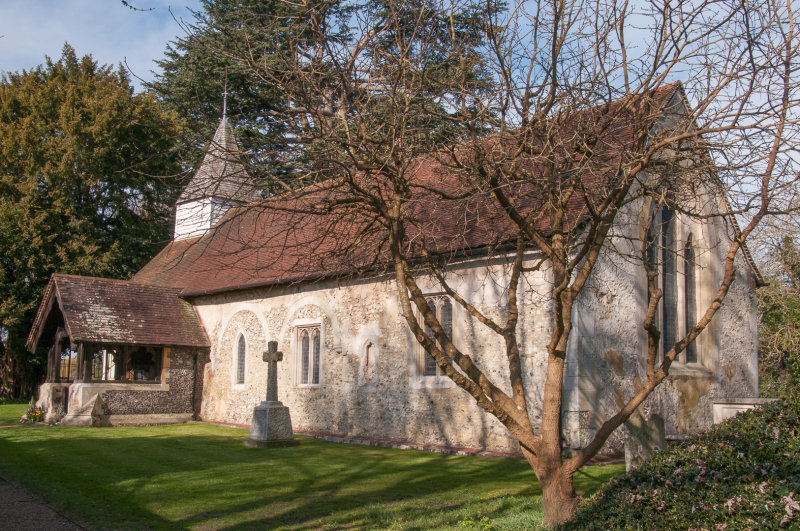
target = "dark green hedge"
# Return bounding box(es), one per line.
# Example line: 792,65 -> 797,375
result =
563,398 -> 800,530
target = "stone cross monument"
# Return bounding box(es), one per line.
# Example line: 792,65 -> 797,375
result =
245,341 -> 299,447
264,341 -> 282,402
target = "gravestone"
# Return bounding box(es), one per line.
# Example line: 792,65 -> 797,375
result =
624,412 -> 665,472
245,341 -> 299,447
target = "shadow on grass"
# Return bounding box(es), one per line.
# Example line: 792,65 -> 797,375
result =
0,424 -> 621,529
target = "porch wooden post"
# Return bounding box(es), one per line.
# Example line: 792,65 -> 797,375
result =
82,343 -> 94,382
73,343 -> 86,383
82,344 -> 93,382
46,343 -> 57,383
51,327 -> 70,383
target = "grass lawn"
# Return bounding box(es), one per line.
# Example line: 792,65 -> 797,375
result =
0,406 -> 623,530
0,402 -> 28,425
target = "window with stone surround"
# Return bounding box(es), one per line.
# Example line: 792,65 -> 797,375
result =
236,334 -> 246,385
646,207 -> 703,367
661,207 -> 678,355
683,234 -> 697,364
297,325 -> 321,386
359,340 -> 378,387
415,295 -> 454,379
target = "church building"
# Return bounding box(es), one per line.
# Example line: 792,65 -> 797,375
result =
27,85 -> 764,455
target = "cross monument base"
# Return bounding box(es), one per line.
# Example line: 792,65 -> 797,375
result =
246,400 -> 299,447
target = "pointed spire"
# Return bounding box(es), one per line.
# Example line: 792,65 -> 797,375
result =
222,68 -> 228,118
176,116 -> 260,205
173,90 -> 262,240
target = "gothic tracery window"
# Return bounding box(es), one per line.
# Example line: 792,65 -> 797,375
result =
418,295 -> 453,378
684,234 -> 697,364
298,326 -> 321,386
661,208 -> 678,354
646,207 -> 701,366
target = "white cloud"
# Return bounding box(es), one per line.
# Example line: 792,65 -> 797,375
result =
0,0 -> 201,90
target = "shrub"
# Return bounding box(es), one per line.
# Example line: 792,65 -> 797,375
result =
22,397 -> 44,423
0,396 -> 28,405
563,398 -> 800,530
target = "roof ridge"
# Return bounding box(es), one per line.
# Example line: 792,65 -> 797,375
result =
52,273 -> 183,291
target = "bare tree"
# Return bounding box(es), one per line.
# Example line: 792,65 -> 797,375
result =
211,0 -> 799,525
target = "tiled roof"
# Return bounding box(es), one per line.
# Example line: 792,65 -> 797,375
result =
138,84 -> 769,297
26,274 -> 210,351
177,116 -> 262,204
133,85 -> 685,296
132,188 -> 382,294
134,153 -> 564,296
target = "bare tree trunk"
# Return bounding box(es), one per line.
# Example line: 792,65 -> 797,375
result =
0,335 -> 41,399
522,448 -> 579,527
0,347 -> 23,399
540,474 -> 580,527
0,341 -> 13,399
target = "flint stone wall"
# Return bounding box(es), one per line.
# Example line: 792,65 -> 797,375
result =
101,346 -> 199,415
191,197 -> 758,454
194,264 -> 554,455
565,194 -> 759,451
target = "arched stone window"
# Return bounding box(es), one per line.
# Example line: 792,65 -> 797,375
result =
298,326 -> 321,386
661,208 -> 678,354
645,207 -> 703,367
236,334 -> 246,385
418,295 -> 453,378
363,341 -> 377,383
684,234 -> 697,363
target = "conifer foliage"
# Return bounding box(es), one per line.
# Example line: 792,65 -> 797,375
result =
0,44 -> 184,397
148,0 -> 294,192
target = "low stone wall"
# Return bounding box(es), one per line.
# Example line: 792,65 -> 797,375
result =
712,398 -> 777,424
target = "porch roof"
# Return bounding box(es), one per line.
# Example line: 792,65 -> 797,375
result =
26,274 -> 210,352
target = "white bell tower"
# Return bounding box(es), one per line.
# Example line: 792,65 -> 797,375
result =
173,108 -> 262,241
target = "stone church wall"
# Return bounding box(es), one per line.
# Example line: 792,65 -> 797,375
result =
190,198 -> 759,455
563,195 -> 760,451
193,264 -> 555,455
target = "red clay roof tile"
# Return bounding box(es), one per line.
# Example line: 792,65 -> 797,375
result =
132,85 -> 686,296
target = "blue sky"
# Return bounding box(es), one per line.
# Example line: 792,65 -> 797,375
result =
0,0 -> 203,91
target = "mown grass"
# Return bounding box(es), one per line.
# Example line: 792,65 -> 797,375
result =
0,402 -> 28,425
0,405 -> 622,530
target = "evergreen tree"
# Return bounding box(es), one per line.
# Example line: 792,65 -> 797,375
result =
149,0 -> 493,191
148,0 -> 297,192
0,44 -> 184,397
